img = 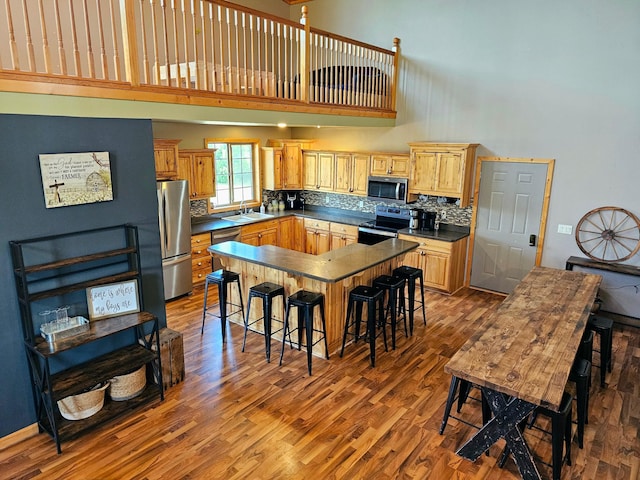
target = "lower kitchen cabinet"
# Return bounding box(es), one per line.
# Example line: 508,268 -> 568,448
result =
191,232 -> 213,285
304,218 -> 331,255
329,222 -> 358,250
241,219 -> 279,246
398,233 -> 468,294
278,216 -> 305,251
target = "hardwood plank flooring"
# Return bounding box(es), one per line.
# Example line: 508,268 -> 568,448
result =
1,286 -> 638,479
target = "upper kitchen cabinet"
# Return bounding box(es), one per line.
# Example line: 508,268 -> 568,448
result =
153,139 -> 181,180
370,153 -> 410,177
303,151 -> 335,192
177,149 -> 216,200
408,143 -> 479,207
335,153 -> 370,196
264,139 -> 315,190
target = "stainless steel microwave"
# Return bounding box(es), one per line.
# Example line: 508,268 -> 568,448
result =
367,176 -> 408,203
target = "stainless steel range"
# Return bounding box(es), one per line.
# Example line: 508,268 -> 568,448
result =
358,205 -> 411,244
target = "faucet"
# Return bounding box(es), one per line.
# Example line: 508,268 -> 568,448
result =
239,200 -> 246,214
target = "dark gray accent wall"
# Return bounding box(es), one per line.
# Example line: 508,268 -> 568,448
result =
0,114 -> 166,437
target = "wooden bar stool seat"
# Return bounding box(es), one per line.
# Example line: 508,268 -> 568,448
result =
340,285 -> 387,367
279,290 -> 329,376
243,282 -> 285,363
201,269 -> 244,342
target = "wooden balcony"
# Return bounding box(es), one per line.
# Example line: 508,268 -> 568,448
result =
0,0 -> 399,122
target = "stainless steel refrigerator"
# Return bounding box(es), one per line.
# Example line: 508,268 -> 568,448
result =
157,180 -> 192,300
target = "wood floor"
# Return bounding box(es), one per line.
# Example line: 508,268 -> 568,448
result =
2,286 -> 639,479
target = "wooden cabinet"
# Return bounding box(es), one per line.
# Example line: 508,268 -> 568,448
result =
177,149 -> 216,200
408,143 -> 479,207
9,225 -> 163,453
303,151 -> 335,191
398,233 -> 468,294
370,153 -> 410,177
241,219 -> 279,246
154,139 -> 181,180
191,232 -> 213,285
335,153 -> 370,196
264,139 -> 315,190
278,216 -> 305,252
329,222 -> 358,250
303,218 -> 331,255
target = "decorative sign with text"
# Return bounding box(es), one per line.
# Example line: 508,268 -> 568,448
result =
39,151 -> 113,208
86,280 -> 140,320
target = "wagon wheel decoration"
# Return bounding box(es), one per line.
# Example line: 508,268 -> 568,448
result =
575,206 -> 640,263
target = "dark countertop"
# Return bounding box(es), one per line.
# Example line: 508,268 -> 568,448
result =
191,206 -> 470,242
208,238 -> 418,283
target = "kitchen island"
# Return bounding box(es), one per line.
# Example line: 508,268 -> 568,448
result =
208,238 -> 418,357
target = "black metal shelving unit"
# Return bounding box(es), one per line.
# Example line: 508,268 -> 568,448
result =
10,224 -> 164,453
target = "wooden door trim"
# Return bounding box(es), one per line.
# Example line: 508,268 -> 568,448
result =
465,156 -> 555,289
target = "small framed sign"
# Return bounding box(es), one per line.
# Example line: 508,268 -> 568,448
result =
86,280 -> 140,320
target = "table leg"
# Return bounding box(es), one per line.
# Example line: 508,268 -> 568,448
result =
456,388 -> 540,480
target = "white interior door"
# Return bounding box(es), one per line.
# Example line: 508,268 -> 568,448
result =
470,159 -> 553,294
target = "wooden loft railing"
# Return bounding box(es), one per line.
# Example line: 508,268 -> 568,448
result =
0,0 -> 399,118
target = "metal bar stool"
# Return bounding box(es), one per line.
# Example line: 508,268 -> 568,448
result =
243,282 -> 285,363
393,265 -> 426,334
373,274 -> 407,350
279,290 -> 329,375
201,269 -> 244,342
587,315 -> 613,387
440,376 -> 491,435
340,285 -> 387,367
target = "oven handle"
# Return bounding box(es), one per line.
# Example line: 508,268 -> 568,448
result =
358,226 -> 398,238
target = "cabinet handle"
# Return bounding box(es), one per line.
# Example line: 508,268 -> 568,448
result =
195,249 -> 202,254
197,261 -> 202,267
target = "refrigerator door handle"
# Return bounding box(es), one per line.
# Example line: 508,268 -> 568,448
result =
158,187 -> 167,259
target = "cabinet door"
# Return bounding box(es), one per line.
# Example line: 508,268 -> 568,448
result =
154,139 -> 180,180
241,231 -> 261,246
370,155 -> 390,176
423,251 -> 450,291
316,231 -> 331,255
304,228 -> 317,254
278,217 -> 295,250
390,155 -> 410,177
190,151 -> 216,199
434,152 -> 465,196
282,144 -> 303,189
261,148 -> 283,190
317,153 -> 335,191
409,151 -> 437,193
303,152 -> 318,190
351,154 -> 371,196
260,228 -> 278,246
334,153 -> 352,194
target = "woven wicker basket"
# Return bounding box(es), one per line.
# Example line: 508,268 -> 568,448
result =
109,365 -> 146,401
57,382 -> 109,420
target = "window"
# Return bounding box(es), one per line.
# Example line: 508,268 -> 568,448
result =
205,140 -> 259,210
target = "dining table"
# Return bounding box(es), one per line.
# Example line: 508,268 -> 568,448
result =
444,266 -> 602,480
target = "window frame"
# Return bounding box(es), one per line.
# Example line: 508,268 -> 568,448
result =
204,138 -> 261,214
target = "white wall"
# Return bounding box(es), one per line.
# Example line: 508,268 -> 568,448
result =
293,0 -> 640,273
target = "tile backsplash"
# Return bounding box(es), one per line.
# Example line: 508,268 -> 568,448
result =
191,191 -> 472,227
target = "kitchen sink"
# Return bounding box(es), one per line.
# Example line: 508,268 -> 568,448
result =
224,212 -> 274,224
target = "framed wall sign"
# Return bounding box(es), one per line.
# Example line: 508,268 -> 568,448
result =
86,280 -> 140,320
39,151 -> 113,208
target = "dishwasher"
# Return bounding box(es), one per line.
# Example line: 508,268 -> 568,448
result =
210,227 -> 242,271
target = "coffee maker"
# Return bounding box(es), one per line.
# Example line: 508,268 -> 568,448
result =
409,208 -> 420,230
420,210 -> 437,230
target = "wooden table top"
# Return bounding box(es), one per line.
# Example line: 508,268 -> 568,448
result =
445,266 -> 602,411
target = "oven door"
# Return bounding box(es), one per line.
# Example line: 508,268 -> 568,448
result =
357,226 -> 398,245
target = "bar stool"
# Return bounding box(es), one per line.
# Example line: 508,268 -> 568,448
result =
201,269 -> 244,342
393,265 -> 426,334
279,290 -> 329,375
501,391 -> 573,480
372,274 -> 407,350
569,357 -> 591,449
440,376 -> 491,435
242,282 -> 285,363
340,285 -> 387,367
587,315 -> 613,387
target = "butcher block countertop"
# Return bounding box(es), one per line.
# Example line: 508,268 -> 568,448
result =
445,266 -> 602,411
208,238 -> 418,283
